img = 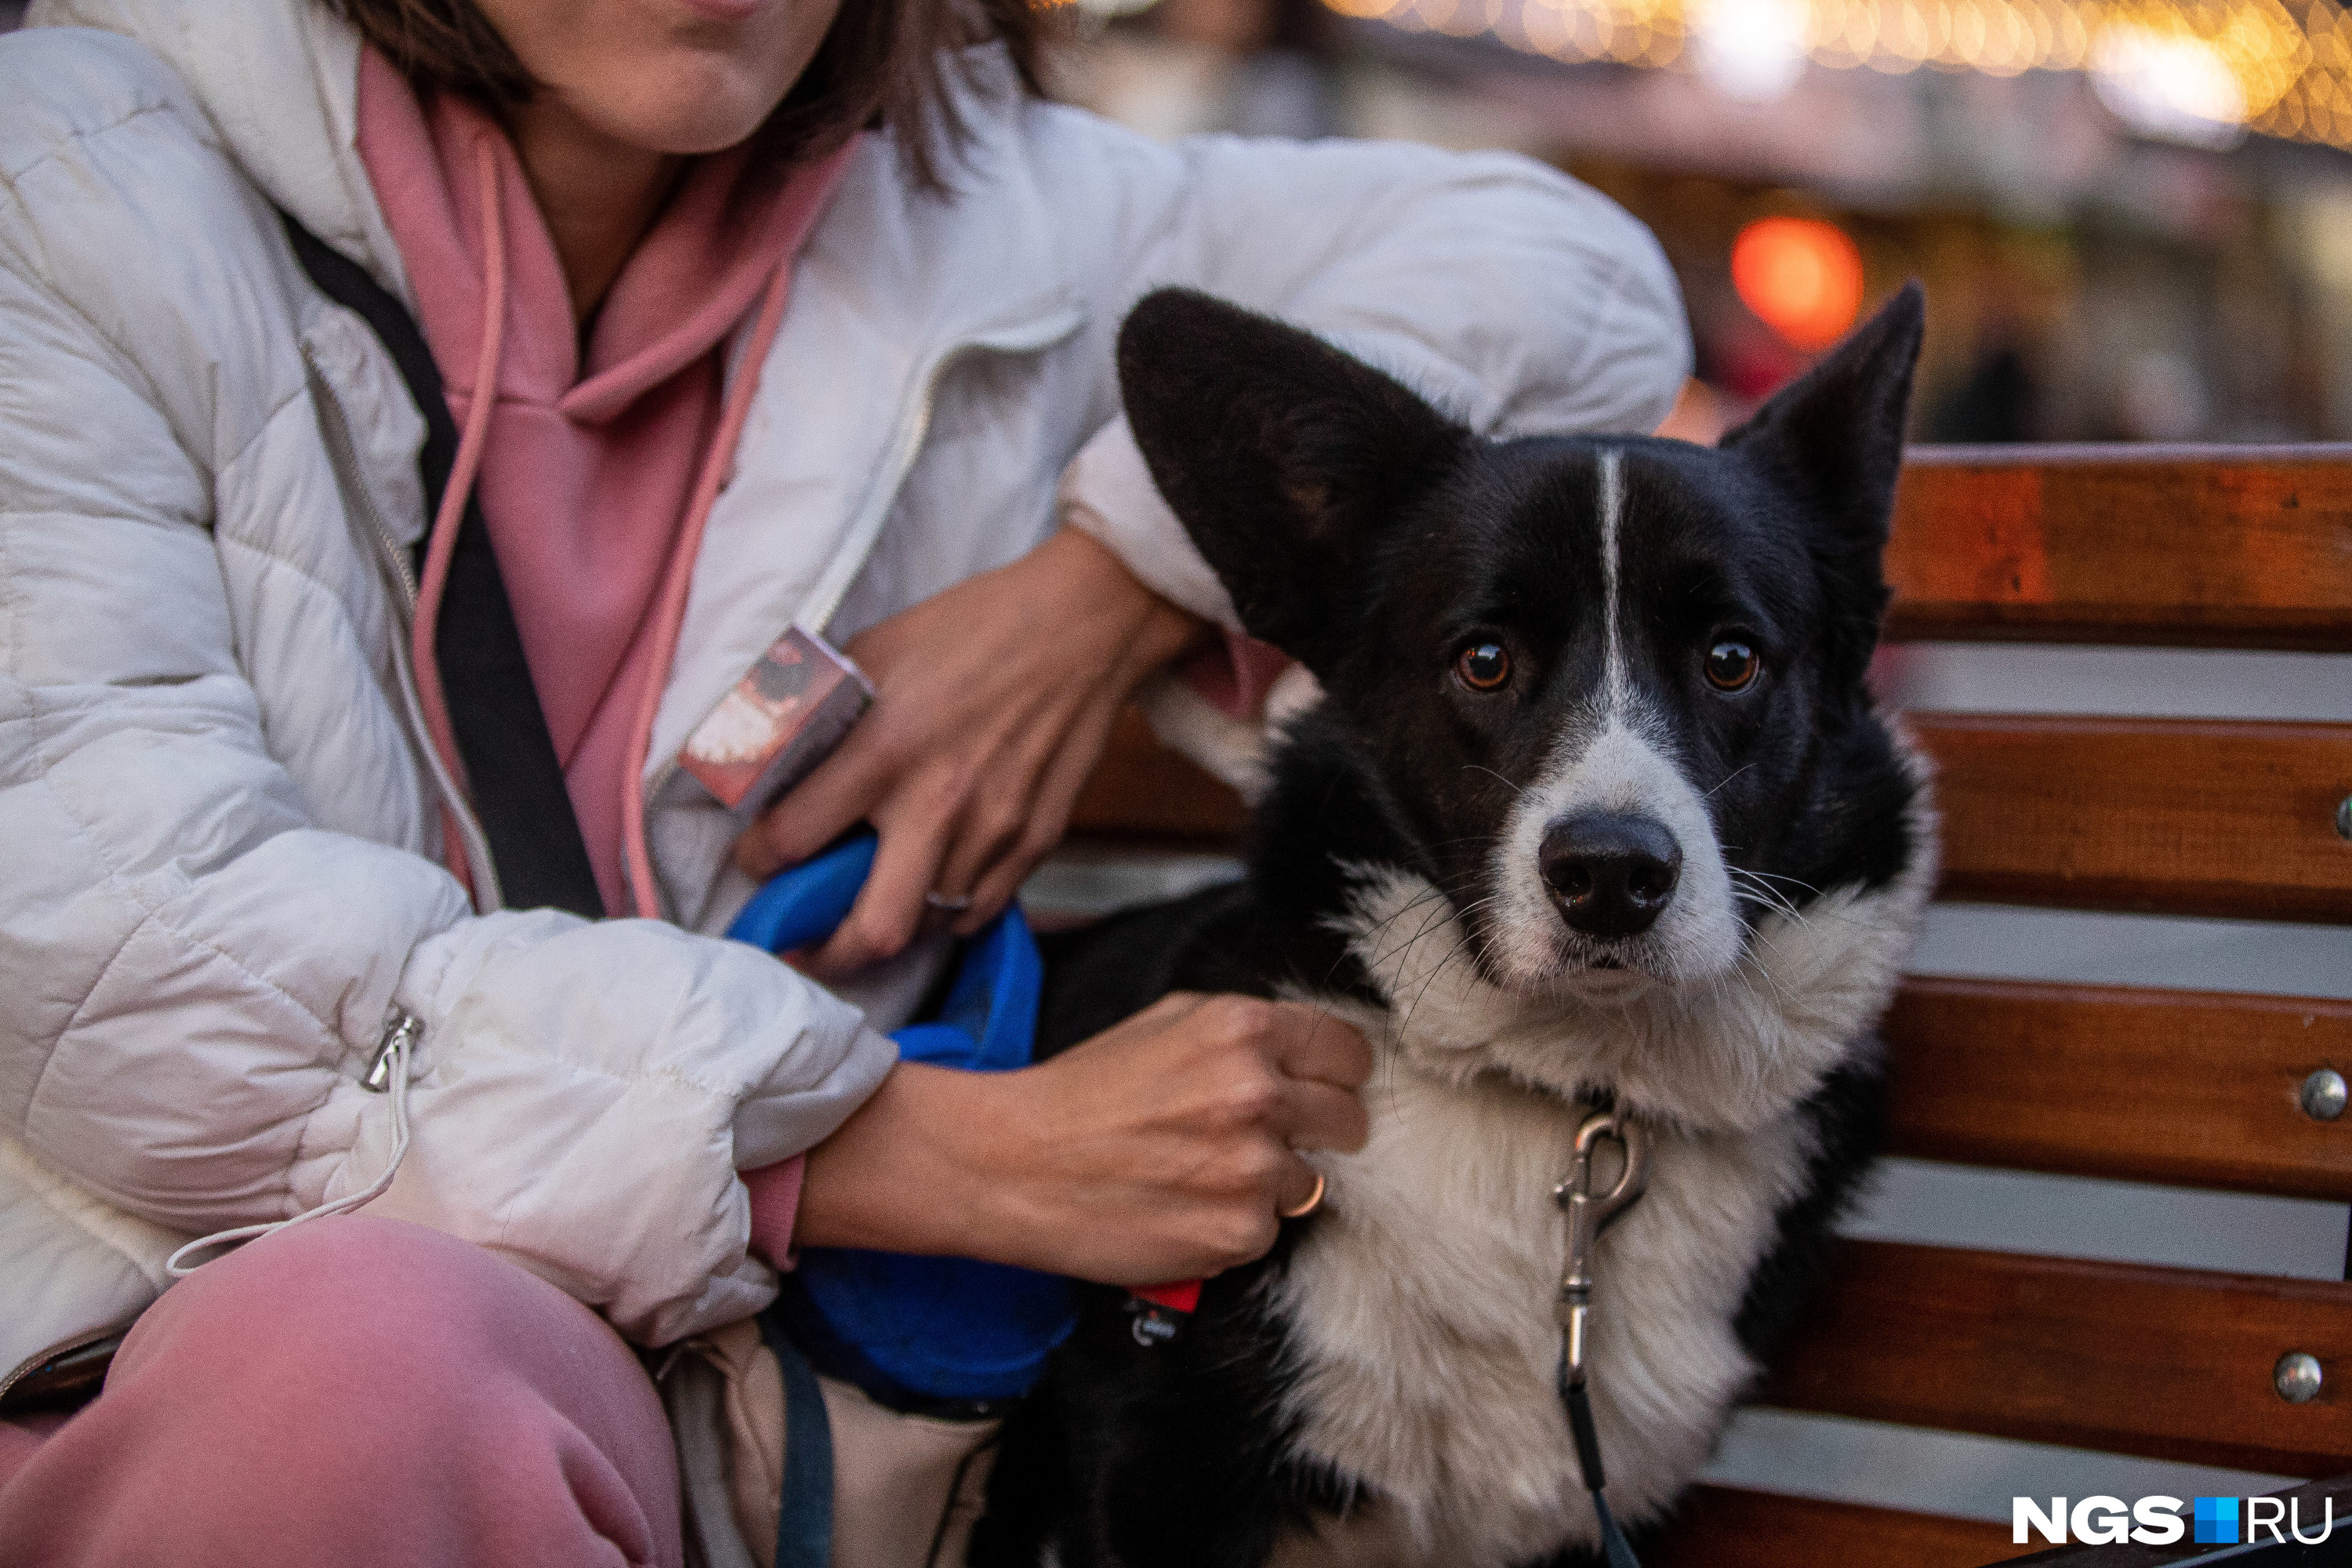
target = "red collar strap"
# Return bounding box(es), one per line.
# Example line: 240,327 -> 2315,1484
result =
1131,1279 -> 1202,1314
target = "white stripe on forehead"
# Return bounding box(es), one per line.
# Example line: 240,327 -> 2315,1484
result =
1483,441 -> 1747,993
1598,447 -> 1626,714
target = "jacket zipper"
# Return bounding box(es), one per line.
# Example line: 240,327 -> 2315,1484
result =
364,1007 -> 425,1092
627,303 -> 1087,917
301,343 -> 503,909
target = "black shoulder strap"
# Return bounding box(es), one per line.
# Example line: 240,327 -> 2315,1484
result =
282,213 -> 606,920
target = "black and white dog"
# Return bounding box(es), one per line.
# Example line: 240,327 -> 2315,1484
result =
973,284 -> 1936,1568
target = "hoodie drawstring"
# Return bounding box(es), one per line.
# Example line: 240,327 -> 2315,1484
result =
615,260 -> 793,920
412,134 -> 510,894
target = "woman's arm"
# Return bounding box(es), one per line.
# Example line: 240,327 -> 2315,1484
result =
797,993 -> 1372,1284
1062,123 -> 1693,626
0,49 -> 894,1346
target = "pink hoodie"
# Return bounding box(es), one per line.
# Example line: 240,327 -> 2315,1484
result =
358,50 -> 849,915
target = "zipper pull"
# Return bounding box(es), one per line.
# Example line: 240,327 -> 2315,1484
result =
365,1009 -> 423,1093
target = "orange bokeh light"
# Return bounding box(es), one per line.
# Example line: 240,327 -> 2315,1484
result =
1730,217 -> 1866,352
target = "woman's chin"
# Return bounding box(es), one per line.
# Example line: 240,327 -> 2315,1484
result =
568,70 -> 800,157
488,0 -> 844,158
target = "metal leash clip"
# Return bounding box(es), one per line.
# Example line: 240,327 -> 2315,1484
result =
1555,1110 -> 1652,1388
1553,1109 -> 1653,1568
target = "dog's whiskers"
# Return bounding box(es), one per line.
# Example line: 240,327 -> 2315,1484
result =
1740,867 -> 1824,897
1729,871 -> 1809,930
1358,874 -> 1488,971
1462,764 -> 1526,797
1702,763 -> 1758,800
1392,896 -> 1500,1047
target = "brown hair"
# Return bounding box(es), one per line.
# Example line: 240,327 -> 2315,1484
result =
325,0 -> 1058,191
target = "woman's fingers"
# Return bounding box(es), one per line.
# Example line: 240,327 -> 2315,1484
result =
1281,1077 -> 1370,1158
728,530 -> 1204,974
799,992 -> 1372,1285
945,710 -> 1108,936
1257,999 -> 1376,1094
800,768 -> 965,978
732,728 -> 895,880
1080,994 -> 1368,1272
927,758 -> 1052,931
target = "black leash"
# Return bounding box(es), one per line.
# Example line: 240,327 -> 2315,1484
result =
1554,1111 -> 1652,1568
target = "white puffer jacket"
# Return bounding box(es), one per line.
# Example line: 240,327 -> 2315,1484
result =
0,0 -> 1689,1381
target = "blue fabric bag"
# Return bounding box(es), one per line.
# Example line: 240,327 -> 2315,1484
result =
728,832 -> 1076,1408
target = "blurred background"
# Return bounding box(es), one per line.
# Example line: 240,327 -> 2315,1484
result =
9,0 -> 2350,439
1053,0 -> 2352,445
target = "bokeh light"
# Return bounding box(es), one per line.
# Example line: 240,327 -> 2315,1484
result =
1342,0 -> 2352,158
1731,217 -> 1867,352
2092,24 -> 2252,147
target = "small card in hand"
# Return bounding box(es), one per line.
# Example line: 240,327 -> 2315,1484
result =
677,627 -> 873,815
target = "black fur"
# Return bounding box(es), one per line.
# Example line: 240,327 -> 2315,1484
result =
973,284 -> 1929,1568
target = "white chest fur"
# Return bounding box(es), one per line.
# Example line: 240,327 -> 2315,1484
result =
1254,855 -> 1931,1566
1265,1063 -> 1811,1566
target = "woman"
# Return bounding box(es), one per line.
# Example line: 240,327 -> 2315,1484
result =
0,0 -> 1688,1561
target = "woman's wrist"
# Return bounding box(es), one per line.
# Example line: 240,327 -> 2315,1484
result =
794,1062 -> 1037,1265
795,993 -> 1372,1288
1041,525 -> 1206,696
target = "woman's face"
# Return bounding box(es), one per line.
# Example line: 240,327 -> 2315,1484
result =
474,0 -> 848,156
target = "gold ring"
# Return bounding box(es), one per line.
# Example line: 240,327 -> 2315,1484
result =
1279,1171 -> 1327,1220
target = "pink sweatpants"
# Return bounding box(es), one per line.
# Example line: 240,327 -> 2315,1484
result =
0,1215 -> 684,1567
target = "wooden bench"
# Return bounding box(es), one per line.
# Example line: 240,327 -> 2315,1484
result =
1061,443 -> 2352,1565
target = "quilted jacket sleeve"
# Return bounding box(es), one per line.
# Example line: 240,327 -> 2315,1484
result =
1047,114 -> 1693,624
0,34 -> 893,1346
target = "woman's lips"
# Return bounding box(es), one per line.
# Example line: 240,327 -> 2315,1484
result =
670,0 -> 767,22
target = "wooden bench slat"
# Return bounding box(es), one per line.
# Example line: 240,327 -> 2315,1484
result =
1918,714 -> 2352,921
1762,1241 -> 2352,1477
1885,978 -> 2352,1200
1068,708 -> 1244,842
1070,710 -> 2352,923
1889,446 -> 2352,651
1647,1486 -> 2022,1568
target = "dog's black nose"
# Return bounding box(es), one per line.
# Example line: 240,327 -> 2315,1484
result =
1540,812 -> 1682,939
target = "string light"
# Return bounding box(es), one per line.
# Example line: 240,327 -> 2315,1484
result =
1334,0 -> 2352,155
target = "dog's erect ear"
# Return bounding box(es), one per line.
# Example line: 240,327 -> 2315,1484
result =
1117,289 -> 1469,673
1721,279 -> 1924,537
1720,281 -> 1925,683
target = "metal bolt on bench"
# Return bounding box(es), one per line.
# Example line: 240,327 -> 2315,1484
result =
2300,1069 -> 2347,1123
2277,1352 -> 2325,1406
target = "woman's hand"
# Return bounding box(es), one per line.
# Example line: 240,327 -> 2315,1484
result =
734,528 -> 1202,978
795,994 -> 1374,1286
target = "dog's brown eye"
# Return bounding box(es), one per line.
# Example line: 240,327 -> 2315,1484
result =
1704,640 -> 1760,692
1456,642 -> 1511,691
